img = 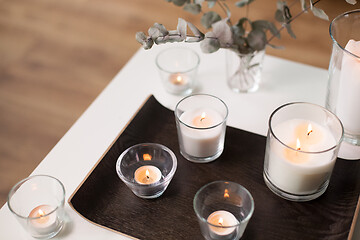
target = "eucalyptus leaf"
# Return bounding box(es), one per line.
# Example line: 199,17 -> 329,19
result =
346,0 -> 357,4
252,20 -> 280,39
235,0 -> 254,8
275,9 -> 285,22
310,6 -> 329,20
267,43 -> 285,49
223,2 -> 232,18
236,17 -> 251,35
148,23 -> 168,39
211,18 -> 233,47
247,29 -> 267,51
177,18 -> 187,40
201,11 -> 221,29
200,32 -> 220,53
184,3 -> 201,14
285,24 -> 296,38
172,0 -> 187,6
187,22 -> 205,42
208,0 -> 216,8
136,32 -> 154,49
300,0 -> 307,11
232,25 -> 245,38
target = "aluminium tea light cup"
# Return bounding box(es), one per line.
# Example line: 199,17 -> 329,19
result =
7,175 -> 66,239
156,47 -> 200,95
193,181 -> 254,240
263,102 -> 344,201
116,143 -> 177,199
175,94 -> 228,163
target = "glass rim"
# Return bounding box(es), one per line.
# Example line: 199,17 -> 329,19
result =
116,143 -> 178,187
175,94 -> 229,130
7,174 -> 65,220
268,102 -> 344,154
155,47 -> 200,74
193,180 -> 255,228
330,9 -> 360,59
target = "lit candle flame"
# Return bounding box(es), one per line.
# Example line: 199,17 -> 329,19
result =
224,189 -> 230,198
200,112 -> 206,122
38,209 -> 45,218
296,138 -> 301,151
218,217 -> 224,226
143,154 -> 152,161
176,75 -> 182,83
145,169 -> 150,180
307,124 -> 313,136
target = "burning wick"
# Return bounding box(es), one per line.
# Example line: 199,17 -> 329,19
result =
218,217 -> 224,226
296,138 -> 301,151
38,209 -> 45,218
176,76 -> 182,83
200,112 -> 206,122
307,124 -> 313,136
224,189 -> 230,198
145,169 -> 150,180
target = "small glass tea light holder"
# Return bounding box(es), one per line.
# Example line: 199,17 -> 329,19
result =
263,102 -> 344,202
116,143 -> 177,199
7,175 -> 66,239
193,181 -> 254,240
175,94 -> 228,163
156,47 -> 200,95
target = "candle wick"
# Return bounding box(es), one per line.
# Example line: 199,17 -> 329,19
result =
307,130 -> 313,136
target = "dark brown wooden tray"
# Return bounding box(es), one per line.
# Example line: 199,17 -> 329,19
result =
69,95 -> 360,240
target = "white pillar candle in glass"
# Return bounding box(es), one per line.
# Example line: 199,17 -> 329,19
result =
336,39 -> 360,136
264,103 -> 343,202
179,108 -> 223,158
175,94 -> 228,163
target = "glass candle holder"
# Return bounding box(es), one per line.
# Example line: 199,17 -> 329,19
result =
326,10 -> 360,147
193,181 -> 254,240
263,102 -> 344,201
175,94 -> 228,163
7,175 -> 66,239
116,143 -> 177,199
156,47 -> 200,95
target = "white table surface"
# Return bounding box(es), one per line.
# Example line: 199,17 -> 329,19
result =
0,42 -> 358,239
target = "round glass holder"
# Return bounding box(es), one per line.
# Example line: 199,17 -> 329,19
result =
156,47 -> 200,95
7,175 -> 66,239
116,143 -> 177,199
326,10 -> 360,155
193,181 -> 254,240
263,102 -> 344,201
174,94 -> 228,163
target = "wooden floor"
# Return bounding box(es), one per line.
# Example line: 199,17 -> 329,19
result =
0,0 -> 358,205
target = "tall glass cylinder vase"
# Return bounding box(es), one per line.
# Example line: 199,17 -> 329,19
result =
326,10 -> 360,147
226,49 -> 265,93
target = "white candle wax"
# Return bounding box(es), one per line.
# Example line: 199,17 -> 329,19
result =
207,210 -> 238,236
336,39 -> 360,135
134,165 -> 162,185
28,205 -> 58,234
267,119 -> 336,194
179,108 -> 224,158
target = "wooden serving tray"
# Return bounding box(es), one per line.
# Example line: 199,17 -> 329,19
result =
69,95 -> 360,240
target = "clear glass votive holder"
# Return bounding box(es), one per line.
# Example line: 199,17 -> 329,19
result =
193,181 -> 254,240
156,47 -> 200,95
175,94 -> 228,163
326,10 -> 360,146
7,175 -> 66,239
263,102 -> 344,201
116,143 -> 177,199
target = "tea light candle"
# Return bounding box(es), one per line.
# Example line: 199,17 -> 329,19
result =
336,39 -> 360,135
267,119 -> 336,194
179,108 -> 223,158
207,210 -> 238,236
28,205 -> 58,234
134,165 -> 162,185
